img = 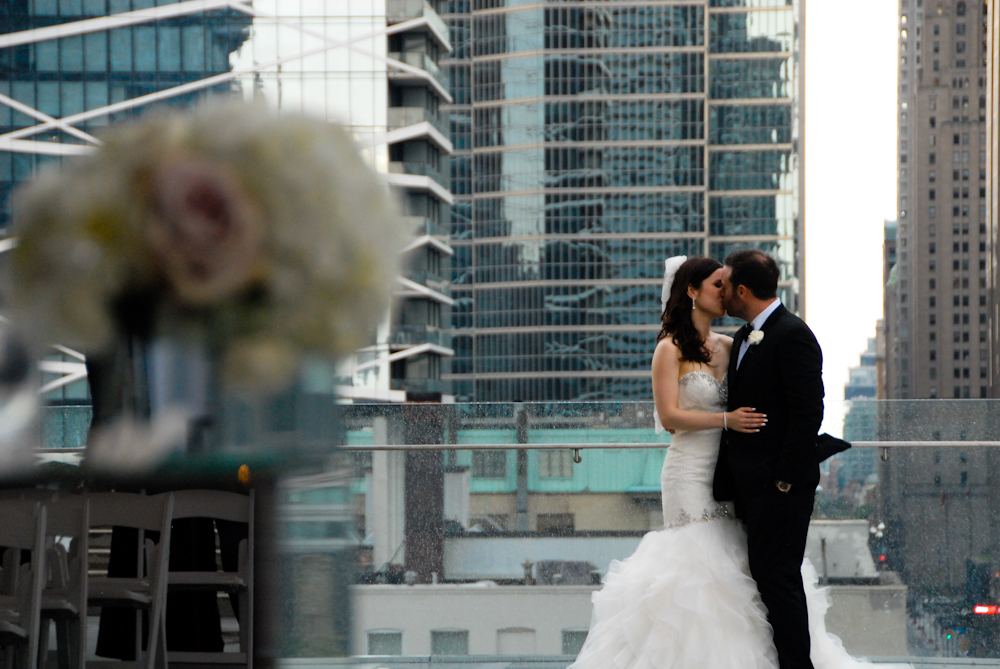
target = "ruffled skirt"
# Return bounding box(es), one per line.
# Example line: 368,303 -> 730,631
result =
569,519 -> 912,669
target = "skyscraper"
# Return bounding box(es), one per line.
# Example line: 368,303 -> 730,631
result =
888,0 -> 992,401
875,0 -> 999,596
441,0 -> 805,402
1,1 -> 456,405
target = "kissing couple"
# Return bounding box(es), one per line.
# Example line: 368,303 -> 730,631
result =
568,250 -> 911,669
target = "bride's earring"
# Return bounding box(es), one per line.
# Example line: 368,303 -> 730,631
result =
691,297 -> 696,311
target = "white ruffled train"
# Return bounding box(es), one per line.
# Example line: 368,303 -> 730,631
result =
569,519 -> 912,669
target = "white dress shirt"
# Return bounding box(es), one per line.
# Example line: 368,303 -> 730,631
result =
736,298 -> 781,369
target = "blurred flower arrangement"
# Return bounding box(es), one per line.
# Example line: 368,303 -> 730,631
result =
6,103 -> 404,389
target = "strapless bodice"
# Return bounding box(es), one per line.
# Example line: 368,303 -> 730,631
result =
660,371 -> 733,528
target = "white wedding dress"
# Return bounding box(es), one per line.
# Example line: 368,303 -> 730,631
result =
569,371 -> 908,669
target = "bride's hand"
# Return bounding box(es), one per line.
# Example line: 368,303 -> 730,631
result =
726,407 -> 767,433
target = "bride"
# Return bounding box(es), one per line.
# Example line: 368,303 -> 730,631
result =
568,256 -> 907,669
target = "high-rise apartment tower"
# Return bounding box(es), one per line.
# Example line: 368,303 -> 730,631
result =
441,0 -> 805,401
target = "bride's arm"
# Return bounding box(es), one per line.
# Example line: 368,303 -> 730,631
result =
652,338 -> 765,433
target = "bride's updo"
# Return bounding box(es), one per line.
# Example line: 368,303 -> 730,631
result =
657,256 -> 722,364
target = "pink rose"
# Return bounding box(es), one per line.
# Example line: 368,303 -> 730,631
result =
147,160 -> 264,305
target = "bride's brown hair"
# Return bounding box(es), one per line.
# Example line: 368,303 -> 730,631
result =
656,256 -> 722,364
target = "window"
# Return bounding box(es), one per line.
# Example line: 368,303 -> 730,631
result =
497,628 -> 537,655
563,631 -> 589,656
956,1 -> 966,15
956,23 -> 966,34
368,631 -> 403,656
930,170 -> 936,181
432,631 -> 470,656
930,314 -> 937,325
929,189 -> 936,200
930,279 -> 937,289
538,450 -> 574,478
473,451 -> 507,478
930,349 -> 937,360
981,367 -> 988,379
929,242 -> 936,253
954,133 -> 960,144
930,116 -> 936,127
930,152 -> 936,164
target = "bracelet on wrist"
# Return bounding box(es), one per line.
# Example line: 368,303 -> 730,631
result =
723,412 -> 727,430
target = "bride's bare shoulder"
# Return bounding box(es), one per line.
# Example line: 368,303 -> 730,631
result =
712,333 -> 734,351
653,335 -> 680,363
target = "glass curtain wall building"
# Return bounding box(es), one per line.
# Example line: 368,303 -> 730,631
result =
441,0 -> 803,402
2,0 -> 455,434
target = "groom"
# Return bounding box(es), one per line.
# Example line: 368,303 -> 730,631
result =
714,249 -> 824,669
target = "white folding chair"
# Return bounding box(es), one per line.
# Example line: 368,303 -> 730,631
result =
163,490 -> 253,669
36,496 -> 89,669
0,500 -> 47,669
85,493 -> 173,669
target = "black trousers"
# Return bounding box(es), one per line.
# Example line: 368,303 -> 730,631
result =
740,486 -> 815,669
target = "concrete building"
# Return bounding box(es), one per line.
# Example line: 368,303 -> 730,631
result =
889,0 -> 992,401
351,521 -> 908,658
319,0 -> 456,403
874,0 -> 1000,599
988,0 -> 1000,389
440,0 -> 806,401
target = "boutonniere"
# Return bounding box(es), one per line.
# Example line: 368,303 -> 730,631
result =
748,330 -> 764,345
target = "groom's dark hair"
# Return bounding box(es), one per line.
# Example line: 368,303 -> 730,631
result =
724,249 -> 779,300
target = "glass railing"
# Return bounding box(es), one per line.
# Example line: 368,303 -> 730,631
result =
331,400 -> 1000,663
29,399 -> 1000,662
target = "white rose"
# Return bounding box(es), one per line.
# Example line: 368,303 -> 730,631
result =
748,329 -> 765,345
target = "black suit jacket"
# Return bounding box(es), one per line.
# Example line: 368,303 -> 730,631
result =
713,304 -> 824,502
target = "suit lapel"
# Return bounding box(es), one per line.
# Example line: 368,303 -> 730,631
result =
729,326 -> 745,393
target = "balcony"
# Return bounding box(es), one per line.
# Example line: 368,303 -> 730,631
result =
400,215 -> 448,238
388,106 -> 449,140
386,0 -> 450,51
388,51 -> 450,93
391,325 -> 452,350
389,160 -> 450,192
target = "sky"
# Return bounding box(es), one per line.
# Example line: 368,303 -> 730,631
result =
804,0 -> 899,434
